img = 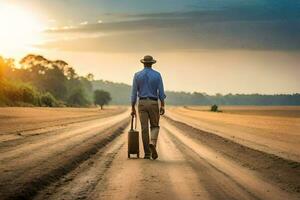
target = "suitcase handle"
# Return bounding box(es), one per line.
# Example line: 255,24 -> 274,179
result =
131,115 -> 137,130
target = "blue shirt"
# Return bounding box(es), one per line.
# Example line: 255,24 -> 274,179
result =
131,67 -> 166,104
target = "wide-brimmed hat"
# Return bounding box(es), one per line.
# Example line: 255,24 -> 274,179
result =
140,55 -> 156,64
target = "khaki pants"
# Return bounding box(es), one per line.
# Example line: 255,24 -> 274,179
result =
138,99 -> 160,155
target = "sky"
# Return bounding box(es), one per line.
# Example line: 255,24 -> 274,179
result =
0,0 -> 299,94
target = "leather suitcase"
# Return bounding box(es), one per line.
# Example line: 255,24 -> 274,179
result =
128,115 -> 139,158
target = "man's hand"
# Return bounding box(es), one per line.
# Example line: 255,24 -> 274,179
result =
131,106 -> 136,116
160,106 -> 165,115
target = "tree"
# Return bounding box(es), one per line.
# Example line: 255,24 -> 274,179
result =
67,88 -> 89,106
43,65 -> 67,99
0,56 -> 14,80
86,73 -> 94,81
94,90 -> 111,109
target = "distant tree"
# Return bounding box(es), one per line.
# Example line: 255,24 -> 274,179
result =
86,73 -> 94,81
211,104 -> 218,112
79,77 -> 93,101
94,90 -> 111,109
43,65 -> 67,99
67,88 -> 89,106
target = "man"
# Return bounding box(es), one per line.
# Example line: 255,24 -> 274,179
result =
131,55 -> 166,160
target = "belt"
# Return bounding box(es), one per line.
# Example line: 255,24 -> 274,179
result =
139,97 -> 158,101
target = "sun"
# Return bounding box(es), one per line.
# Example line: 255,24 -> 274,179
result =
0,4 -> 44,57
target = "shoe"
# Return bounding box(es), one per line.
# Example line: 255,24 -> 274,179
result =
149,144 -> 158,160
144,154 -> 151,159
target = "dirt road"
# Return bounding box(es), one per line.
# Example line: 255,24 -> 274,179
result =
0,108 -> 299,200
0,107 -> 129,200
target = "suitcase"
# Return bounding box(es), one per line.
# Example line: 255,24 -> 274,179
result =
128,115 -> 140,158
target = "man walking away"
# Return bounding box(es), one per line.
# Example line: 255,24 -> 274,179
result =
131,55 -> 166,160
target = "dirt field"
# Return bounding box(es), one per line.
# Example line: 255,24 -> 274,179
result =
0,107 -> 299,200
0,107 -> 124,141
186,106 -> 300,118
168,106 -> 300,162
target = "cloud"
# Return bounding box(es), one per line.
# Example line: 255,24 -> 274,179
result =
41,2 -> 300,52
40,21 -> 300,53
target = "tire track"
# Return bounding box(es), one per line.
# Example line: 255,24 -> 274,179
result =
0,116 -> 129,200
162,117 -> 299,200
164,116 -> 300,195
3,110 -> 298,200
162,127 -> 258,200
34,133 -> 126,200
0,113 -> 129,162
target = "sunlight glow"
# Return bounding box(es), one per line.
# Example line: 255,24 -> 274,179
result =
0,4 -> 44,56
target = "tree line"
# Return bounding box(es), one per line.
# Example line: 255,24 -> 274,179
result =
0,54 -> 110,108
165,92 -> 300,106
93,80 -> 300,106
1,54 -> 299,107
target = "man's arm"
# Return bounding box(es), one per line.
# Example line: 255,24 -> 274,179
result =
160,100 -> 165,115
131,104 -> 136,116
131,74 -> 138,116
158,74 -> 166,115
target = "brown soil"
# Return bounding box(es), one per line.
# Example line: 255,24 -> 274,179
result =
0,107 -> 125,141
186,106 -> 300,118
1,107 -> 299,200
0,108 -> 129,200
167,107 -> 300,162
164,116 -> 300,194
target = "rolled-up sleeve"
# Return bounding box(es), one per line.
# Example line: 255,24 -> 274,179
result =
158,74 -> 166,101
131,74 -> 138,104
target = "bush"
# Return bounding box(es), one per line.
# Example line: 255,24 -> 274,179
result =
211,104 -> 218,112
21,86 -> 37,104
4,84 -> 22,102
0,79 -> 58,107
40,92 -> 57,107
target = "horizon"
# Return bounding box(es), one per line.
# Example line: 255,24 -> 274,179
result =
2,53 -> 299,96
0,0 -> 299,94
93,78 -> 300,96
